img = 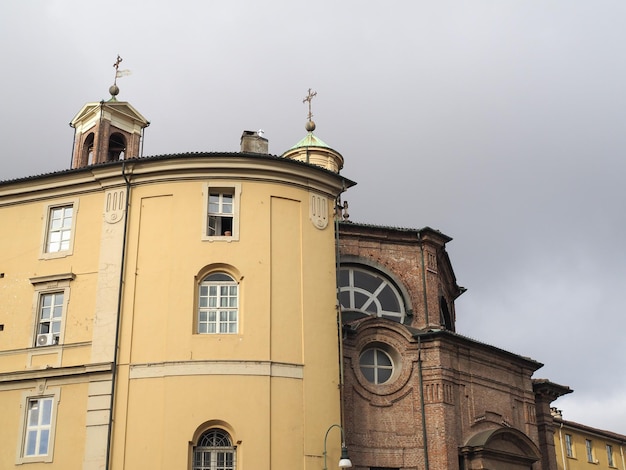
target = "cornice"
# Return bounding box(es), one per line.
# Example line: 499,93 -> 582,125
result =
0,362 -> 112,384
0,154 -> 356,206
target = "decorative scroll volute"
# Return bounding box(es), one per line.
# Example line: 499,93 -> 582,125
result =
309,192 -> 329,230
104,189 -> 125,224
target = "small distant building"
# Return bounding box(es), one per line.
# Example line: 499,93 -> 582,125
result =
551,409 -> 626,470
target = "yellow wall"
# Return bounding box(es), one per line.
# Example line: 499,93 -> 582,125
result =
0,155 -> 348,469
0,381 -> 94,469
112,174 -> 343,469
554,421 -> 626,470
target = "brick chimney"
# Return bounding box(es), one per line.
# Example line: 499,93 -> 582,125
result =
240,130 -> 268,154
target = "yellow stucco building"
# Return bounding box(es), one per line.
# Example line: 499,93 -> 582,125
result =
552,409 -> 626,470
0,84 -> 354,469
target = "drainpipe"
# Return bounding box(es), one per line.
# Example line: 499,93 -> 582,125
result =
69,123 -> 77,168
418,232 -> 430,326
98,101 -> 105,164
558,422 -> 568,470
620,442 -> 625,470
105,162 -> 132,470
417,336 -> 430,470
334,195 -> 346,431
140,124 -> 149,158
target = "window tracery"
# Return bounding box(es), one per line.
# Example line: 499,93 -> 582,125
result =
339,266 -> 405,323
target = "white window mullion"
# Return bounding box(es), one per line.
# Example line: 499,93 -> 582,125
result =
198,274 -> 239,334
24,397 -> 53,457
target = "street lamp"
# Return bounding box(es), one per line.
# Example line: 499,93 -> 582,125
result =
323,424 -> 353,469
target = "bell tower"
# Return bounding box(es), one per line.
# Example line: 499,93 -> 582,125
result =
69,56 -> 149,169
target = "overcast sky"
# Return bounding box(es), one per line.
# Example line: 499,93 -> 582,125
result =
1,1 -> 625,433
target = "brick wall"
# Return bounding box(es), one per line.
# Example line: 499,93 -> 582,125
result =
338,222 -> 546,470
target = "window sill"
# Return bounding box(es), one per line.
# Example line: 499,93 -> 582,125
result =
16,454 -> 54,464
39,249 -> 74,260
195,332 -> 240,336
202,236 -> 238,243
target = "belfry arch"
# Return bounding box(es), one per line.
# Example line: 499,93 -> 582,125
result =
108,132 -> 126,162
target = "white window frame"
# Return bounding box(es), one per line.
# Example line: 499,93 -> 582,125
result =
565,433 -> 574,458
607,444 -> 615,467
585,439 -> 594,463
339,266 -> 406,323
30,273 -> 74,348
359,347 -> 395,385
202,183 -> 241,241
40,200 -> 79,259
16,388 -> 61,464
197,273 -> 239,334
193,428 -> 236,470
35,292 -> 64,346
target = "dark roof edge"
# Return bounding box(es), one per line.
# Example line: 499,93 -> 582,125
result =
553,417 -> 626,442
339,221 -> 452,242
0,151 -> 357,188
413,328 -> 544,369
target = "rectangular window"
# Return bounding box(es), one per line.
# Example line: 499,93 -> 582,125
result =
29,273 -> 74,348
586,439 -> 594,462
607,444 -> 615,467
565,434 -> 573,458
46,205 -> 73,252
203,183 -> 241,241
24,397 -> 53,457
36,292 -> 63,346
41,201 -> 78,259
17,388 -> 60,464
208,191 -> 234,236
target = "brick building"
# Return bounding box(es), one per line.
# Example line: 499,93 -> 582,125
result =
337,222 -> 571,470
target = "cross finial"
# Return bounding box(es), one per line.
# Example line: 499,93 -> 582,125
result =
303,88 -> 317,122
113,55 -> 123,85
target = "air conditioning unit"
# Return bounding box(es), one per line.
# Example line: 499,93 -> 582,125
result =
36,333 -> 55,347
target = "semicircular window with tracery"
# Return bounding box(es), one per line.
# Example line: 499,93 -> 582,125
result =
193,428 -> 235,470
339,266 -> 406,323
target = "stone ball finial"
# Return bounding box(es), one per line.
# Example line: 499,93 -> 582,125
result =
109,84 -> 120,97
305,120 -> 316,132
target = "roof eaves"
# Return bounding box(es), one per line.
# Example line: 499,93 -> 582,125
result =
0,151 -> 357,187
413,328 -> 544,368
339,221 -> 452,241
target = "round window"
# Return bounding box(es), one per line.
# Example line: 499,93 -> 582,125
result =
359,347 -> 394,384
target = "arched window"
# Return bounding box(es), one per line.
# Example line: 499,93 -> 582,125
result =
82,133 -> 95,166
193,429 -> 236,470
198,273 -> 238,334
339,266 -> 405,323
439,296 -> 454,332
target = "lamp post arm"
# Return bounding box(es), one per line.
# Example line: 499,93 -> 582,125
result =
323,424 -> 347,470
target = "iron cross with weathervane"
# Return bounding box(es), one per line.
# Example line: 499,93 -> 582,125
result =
303,88 -> 317,121
113,55 -> 123,85
112,55 -> 131,85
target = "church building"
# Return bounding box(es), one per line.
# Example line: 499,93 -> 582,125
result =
0,65 -> 570,470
